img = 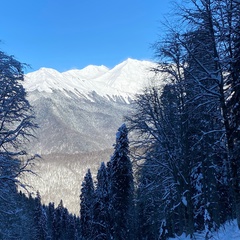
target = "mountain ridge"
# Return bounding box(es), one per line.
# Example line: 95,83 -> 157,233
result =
24,58 -> 157,103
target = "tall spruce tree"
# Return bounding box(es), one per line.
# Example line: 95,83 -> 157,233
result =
93,162 -> 110,240
34,191 -> 48,240
182,25 -> 224,234
80,169 -> 95,239
108,124 -> 135,240
52,200 -> 63,240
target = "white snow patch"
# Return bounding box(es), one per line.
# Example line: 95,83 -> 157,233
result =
169,220 -> 240,240
182,196 -> 187,207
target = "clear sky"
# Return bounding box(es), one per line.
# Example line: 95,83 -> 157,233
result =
1,0 -> 175,73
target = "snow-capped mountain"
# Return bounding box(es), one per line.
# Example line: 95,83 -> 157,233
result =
24,58 -> 156,103
24,58 -> 160,155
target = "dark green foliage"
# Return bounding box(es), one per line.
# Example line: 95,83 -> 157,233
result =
34,191 -> 48,240
0,190 -> 81,239
79,124 -> 135,240
93,162 -> 110,239
80,169 -> 95,239
108,124 -> 135,240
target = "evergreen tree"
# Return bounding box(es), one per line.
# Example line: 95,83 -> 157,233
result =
67,214 -> 79,240
80,169 -> 95,239
221,0 -> 240,226
46,202 -> 54,236
108,124 -> 135,240
93,162 -> 110,239
52,200 -> 64,240
136,154 -> 165,240
34,191 -> 48,240
183,25 -> 224,234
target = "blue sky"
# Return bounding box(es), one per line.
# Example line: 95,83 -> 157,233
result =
1,0 -> 175,73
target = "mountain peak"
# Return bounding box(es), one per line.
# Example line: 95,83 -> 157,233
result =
24,59 -> 157,102
94,58 -> 156,94
125,57 -> 140,63
63,65 -> 109,80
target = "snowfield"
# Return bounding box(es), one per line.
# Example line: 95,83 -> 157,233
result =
169,220 -> 240,240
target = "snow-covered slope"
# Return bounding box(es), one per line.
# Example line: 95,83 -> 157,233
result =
24,58 -> 162,154
169,220 -> 240,240
24,58 -> 157,103
62,64 -> 109,80
94,58 -> 156,94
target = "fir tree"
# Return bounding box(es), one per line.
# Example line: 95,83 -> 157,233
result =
52,200 -> 64,240
80,169 -> 95,239
108,124 -> 135,240
93,162 -> 110,239
34,191 -> 48,240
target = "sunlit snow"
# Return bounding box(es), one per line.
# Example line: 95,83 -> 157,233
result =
24,58 -> 159,103
169,220 -> 240,240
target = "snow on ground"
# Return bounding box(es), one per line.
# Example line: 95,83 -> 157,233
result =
169,220 -> 240,240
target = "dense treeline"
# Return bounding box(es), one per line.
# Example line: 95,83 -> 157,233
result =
126,0 -> 240,239
0,189 -> 80,239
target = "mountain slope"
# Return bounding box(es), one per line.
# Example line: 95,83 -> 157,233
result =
24,58 -> 157,154
95,58 -> 155,93
27,90 -> 132,154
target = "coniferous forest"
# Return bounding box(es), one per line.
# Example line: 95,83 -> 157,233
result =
0,0 -> 240,239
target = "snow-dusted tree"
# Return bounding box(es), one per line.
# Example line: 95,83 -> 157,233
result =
34,191 -> 48,240
135,153 -> 166,240
217,0 -> 240,226
0,50 -> 37,156
52,200 -> 64,240
93,162 -> 110,240
127,0 -> 240,237
181,25 -> 225,234
127,34 -> 193,235
46,202 -> 55,238
80,169 -> 95,239
66,214 -> 79,240
175,0 -> 240,230
0,50 -> 37,209
128,83 -> 194,237
0,50 -> 37,239
158,0 -> 240,231
108,124 -> 135,240
50,200 -> 80,240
